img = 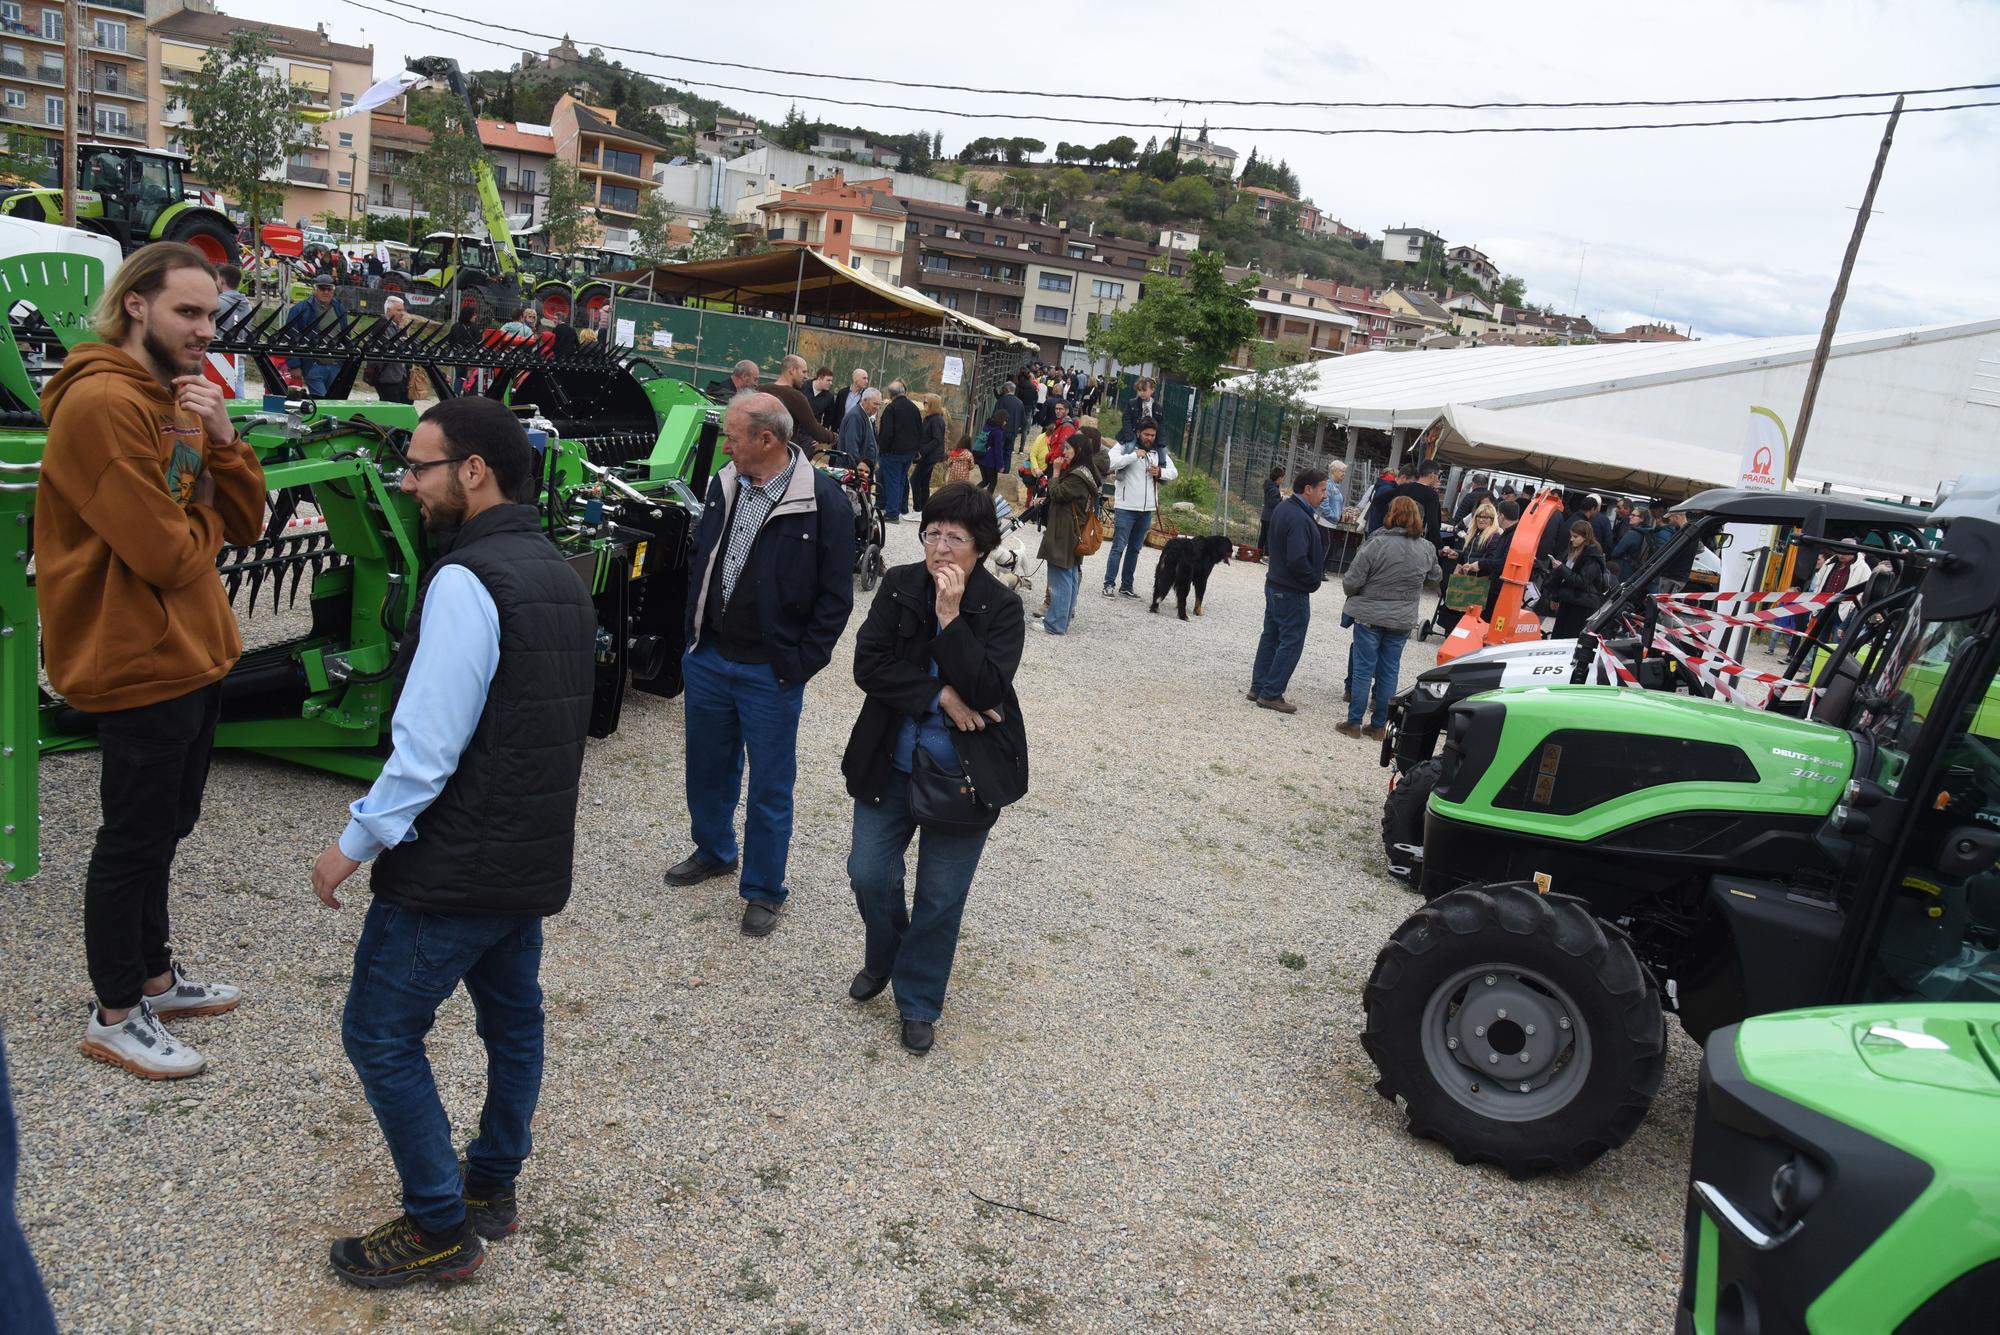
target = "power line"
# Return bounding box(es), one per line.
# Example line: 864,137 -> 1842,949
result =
357,0 -> 1999,115
337,0 -> 2000,138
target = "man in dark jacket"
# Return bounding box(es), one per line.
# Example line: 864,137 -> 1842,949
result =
1388,458 -> 1452,560
825,367 -> 869,431
665,393 -> 856,936
874,379 -> 924,522
1452,472 -> 1492,523
1582,494 -> 1614,552
312,397 -> 597,1289
994,379 -> 1026,455
1248,468 -> 1329,714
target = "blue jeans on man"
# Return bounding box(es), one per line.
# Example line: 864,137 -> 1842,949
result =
878,452 -> 915,520
1102,508 -> 1154,592
682,642 -> 805,903
1043,563 -> 1080,634
341,900 -> 545,1237
1348,623 -> 1410,727
303,361 -> 339,399
848,778 -> 991,1023
1250,586 -> 1312,700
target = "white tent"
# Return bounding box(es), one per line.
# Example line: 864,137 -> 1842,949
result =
1222,319 -> 2000,497
1430,404 -> 1738,500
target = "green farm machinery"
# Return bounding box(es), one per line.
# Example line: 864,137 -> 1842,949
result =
0,225 -> 720,882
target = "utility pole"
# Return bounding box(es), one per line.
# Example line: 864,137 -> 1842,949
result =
1787,95 -> 1902,484
59,0 -> 77,226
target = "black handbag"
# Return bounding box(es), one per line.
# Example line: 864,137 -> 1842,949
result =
908,745 -> 996,835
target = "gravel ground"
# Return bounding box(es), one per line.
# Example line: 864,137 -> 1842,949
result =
3,517 -> 1698,1333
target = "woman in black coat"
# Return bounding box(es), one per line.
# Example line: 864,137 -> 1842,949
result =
1543,519 -> 1609,640
841,483 -> 1028,1054
1258,465 -> 1285,556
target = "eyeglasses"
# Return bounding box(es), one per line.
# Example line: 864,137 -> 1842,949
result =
403,456 -> 462,478
920,529 -> 971,550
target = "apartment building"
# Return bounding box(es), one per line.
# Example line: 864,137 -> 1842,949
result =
0,0 -> 148,159
760,173 -> 906,281
149,5 -> 373,225
900,195 -> 1160,362
550,92 -> 666,251
478,118 -> 554,227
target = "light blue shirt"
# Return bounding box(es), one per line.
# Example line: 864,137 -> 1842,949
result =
1318,484 -> 1346,526
338,565 -> 501,862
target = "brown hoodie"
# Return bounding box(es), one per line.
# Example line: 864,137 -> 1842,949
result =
36,343 -> 266,711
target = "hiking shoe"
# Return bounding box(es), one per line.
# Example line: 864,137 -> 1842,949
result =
1334,722 -> 1364,738
1363,725 -> 1387,741
459,1162 -> 518,1241
1245,689 -> 1259,703
80,1000 -> 205,1080
144,963 -> 241,1019
1100,585 -> 1116,598
1256,697 -> 1299,715
329,1213 -> 484,1289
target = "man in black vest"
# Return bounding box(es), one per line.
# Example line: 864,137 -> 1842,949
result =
310,396 -> 597,1289
664,392 -> 855,936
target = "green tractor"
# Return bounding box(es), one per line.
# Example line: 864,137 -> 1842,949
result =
1676,1002 -> 2000,1333
1360,477 -> 2000,1178
0,140 -> 237,265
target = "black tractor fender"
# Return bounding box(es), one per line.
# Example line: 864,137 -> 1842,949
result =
1673,877 -> 1844,1043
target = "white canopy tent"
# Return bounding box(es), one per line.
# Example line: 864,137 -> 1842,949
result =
1429,404 -> 1738,501
1221,319 -> 2000,498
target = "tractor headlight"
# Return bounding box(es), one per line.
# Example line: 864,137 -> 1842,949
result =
1770,1154 -> 1824,1229
1419,679 -> 1451,699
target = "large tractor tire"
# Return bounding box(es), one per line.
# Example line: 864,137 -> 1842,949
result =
1380,757 -> 1441,889
1361,884 -> 1666,1179
163,214 -> 238,266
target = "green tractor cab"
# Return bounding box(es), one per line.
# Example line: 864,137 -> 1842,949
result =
1677,1003 -> 2000,1332
0,141 -> 237,265
1361,477 -> 2000,1177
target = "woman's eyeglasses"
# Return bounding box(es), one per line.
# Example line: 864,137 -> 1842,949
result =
920,529 -> 971,550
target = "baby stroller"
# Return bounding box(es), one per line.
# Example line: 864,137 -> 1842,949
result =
824,450 -> 887,591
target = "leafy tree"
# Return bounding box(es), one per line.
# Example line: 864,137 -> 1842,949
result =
1084,143 -> 1110,168
775,104 -> 811,151
540,158 -> 598,256
402,89 -> 485,236
1268,198 -> 1301,232
1162,174 -> 1216,219
1495,274 -> 1527,308
957,136 -> 998,163
932,131 -> 943,159
1001,137 -> 1046,164
173,31 -> 318,228
1054,142 -> 1081,164
685,207 -> 735,261
633,189 -> 677,263
1086,249 -> 1256,405
1111,175 -> 1170,225
1049,168 -> 1091,211
1103,135 -> 1139,168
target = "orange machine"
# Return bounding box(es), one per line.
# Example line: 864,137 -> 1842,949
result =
1436,490 -> 1563,663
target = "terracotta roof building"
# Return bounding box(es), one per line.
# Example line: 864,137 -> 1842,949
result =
761,173 -> 907,281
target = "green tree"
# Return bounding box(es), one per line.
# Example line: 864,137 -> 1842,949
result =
1049,167 -> 1091,211
1161,174 -> 1216,219
632,190 -> 677,263
1086,249 -> 1256,405
1268,198 -> 1300,232
173,31 -> 318,228
402,88 -> 485,236
775,104 -> 811,151
1103,135 -> 1139,168
1495,274 -> 1527,308
685,207 -> 735,261
541,159 -> 597,256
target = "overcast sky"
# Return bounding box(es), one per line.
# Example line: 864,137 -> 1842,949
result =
245,0 -> 2000,339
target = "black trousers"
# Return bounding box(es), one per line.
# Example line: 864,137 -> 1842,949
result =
82,684 -> 222,1009
375,377 -> 411,404
977,465 -> 998,492
911,454 -> 942,512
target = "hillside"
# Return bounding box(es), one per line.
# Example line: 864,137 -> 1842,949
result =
946,163 -> 1410,288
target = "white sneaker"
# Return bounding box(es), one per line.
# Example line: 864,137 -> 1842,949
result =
81,1000 -> 207,1080
144,963 -> 242,1019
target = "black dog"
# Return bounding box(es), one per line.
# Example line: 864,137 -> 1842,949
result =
1149,535 -> 1234,620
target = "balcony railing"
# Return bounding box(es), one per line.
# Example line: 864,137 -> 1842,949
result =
91,68 -> 143,97
31,64 -> 62,86
766,224 -> 824,245
91,117 -> 143,141
84,0 -> 144,13
285,164 -> 329,185
0,59 -> 21,77
0,20 -> 34,39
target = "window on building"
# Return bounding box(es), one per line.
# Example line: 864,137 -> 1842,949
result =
42,94 -> 60,125
94,106 -> 125,133
2,90 -> 20,109
0,5 -> 19,26
91,18 -> 124,51
1037,272 -> 1071,292
0,45 -> 18,72
40,8 -> 59,41
977,263 -> 994,278
1090,280 -> 1125,300
1281,292 -> 1292,303
491,163 -> 506,189
336,169 -> 352,187
601,146 -> 642,177
932,223 -> 947,236
923,254 -> 949,271
598,184 -> 639,214
832,218 -> 842,234
521,168 -> 536,194
1065,244 -> 1087,259
39,52 -> 58,78
1126,257 -> 1145,269
872,259 -> 890,278
340,91 -> 355,107
337,131 -> 353,148
873,224 -> 892,247
850,256 -> 861,270
1033,304 -> 1068,325
992,233 -> 1006,247
963,229 -> 983,244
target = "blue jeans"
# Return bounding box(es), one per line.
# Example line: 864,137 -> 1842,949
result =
682,642 -> 805,903
303,361 -> 338,398
1349,623 -> 1410,727
1044,563 -> 1080,634
341,900 -> 545,1235
1250,586 -> 1312,699
879,452 -> 915,519
1102,509 -> 1153,591
848,778 -> 991,1022
0,1033 -> 55,1335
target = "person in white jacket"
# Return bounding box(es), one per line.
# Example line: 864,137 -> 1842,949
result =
1100,419 -> 1179,598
